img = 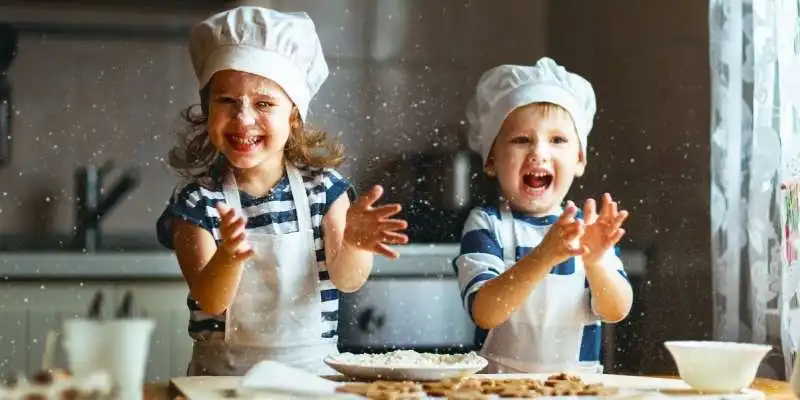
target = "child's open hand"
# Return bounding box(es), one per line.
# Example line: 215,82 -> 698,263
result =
215,202 -> 254,260
344,185 -> 409,259
536,201 -> 586,265
581,193 -> 629,267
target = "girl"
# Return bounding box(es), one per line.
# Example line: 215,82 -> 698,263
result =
156,6 -> 408,376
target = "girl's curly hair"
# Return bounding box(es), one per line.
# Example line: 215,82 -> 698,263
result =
168,86 -> 345,185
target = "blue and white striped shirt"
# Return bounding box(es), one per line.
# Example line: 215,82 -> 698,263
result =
156,166 -> 354,343
454,205 -> 628,362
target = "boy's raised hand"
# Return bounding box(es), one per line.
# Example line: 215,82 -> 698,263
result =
215,202 -> 254,260
536,201 -> 586,265
344,185 -> 409,259
581,193 -> 629,267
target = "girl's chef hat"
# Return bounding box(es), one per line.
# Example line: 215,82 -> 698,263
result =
189,6 -> 329,121
466,57 -> 596,164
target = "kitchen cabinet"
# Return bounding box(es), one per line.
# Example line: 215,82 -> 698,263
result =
0,281 -> 192,382
0,245 -> 468,381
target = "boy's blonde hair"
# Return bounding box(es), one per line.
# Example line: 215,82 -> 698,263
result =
167,87 -> 345,183
497,102 -> 580,144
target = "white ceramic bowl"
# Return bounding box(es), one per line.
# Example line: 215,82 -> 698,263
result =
664,340 -> 771,393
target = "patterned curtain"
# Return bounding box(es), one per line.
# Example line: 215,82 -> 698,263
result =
709,0 -> 800,378
783,181 -> 800,378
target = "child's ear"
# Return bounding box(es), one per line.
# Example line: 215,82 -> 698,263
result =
574,151 -> 586,177
484,158 -> 497,177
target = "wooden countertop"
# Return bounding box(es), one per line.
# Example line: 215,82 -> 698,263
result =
646,376 -> 795,400
744,378 -> 796,400
143,375 -> 796,400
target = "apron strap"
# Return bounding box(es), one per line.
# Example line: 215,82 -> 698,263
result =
285,164 -> 312,232
221,163 -> 313,233
222,172 -> 244,212
499,204 -> 516,265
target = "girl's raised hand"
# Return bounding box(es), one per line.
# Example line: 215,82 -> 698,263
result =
344,185 -> 409,259
215,202 -> 254,260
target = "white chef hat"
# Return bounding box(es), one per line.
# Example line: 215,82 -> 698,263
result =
189,6 -> 329,121
466,57 -> 596,164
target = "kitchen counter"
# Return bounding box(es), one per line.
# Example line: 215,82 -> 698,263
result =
0,244 -> 648,280
142,376 -> 797,400
0,245 -> 650,380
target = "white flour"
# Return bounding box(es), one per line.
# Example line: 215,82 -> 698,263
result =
329,350 -> 485,368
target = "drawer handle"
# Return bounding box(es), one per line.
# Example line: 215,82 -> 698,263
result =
357,308 -> 385,333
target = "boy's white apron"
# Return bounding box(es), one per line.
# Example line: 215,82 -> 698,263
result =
187,164 -> 338,376
480,207 -> 597,373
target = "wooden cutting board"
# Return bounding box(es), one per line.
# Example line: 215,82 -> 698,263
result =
170,376 -> 239,400
170,374 -> 766,399
169,376 -> 355,400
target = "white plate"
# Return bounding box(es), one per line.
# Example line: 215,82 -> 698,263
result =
324,355 -> 488,381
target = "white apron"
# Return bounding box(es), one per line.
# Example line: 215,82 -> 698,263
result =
480,207 -> 596,373
187,164 -> 338,376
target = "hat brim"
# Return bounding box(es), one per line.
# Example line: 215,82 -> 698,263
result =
198,45 -> 312,120
481,83 -> 588,164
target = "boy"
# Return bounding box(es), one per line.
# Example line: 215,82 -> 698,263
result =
456,57 -> 633,373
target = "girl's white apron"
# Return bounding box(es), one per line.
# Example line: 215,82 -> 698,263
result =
187,164 -> 337,376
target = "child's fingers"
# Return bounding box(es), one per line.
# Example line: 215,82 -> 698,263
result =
217,203 -> 243,228
613,210 -> 629,227
356,185 -> 384,209
371,203 -> 403,219
608,228 -> 626,245
238,248 -> 255,259
221,239 -> 249,258
223,214 -> 245,231
215,202 -> 232,217
601,209 -> 627,233
600,193 -> 613,219
568,218 -> 585,230
558,201 -> 578,224
602,229 -> 625,248
583,198 -> 597,224
223,219 -> 247,241
562,224 -> 584,242
224,232 -> 249,253
568,244 -> 587,256
379,218 -> 408,232
560,224 -> 581,239
219,206 -> 244,229
228,230 -> 247,245
230,245 -> 254,260
374,243 -> 400,259
606,195 -> 619,217
382,231 -> 409,245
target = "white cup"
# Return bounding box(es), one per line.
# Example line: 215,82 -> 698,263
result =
102,319 -> 155,400
63,318 -> 155,400
62,319 -> 107,378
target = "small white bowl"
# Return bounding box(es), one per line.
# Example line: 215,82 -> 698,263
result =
664,340 -> 771,393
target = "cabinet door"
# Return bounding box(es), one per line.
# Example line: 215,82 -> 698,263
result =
113,282 -> 191,381
0,282 -> 113,378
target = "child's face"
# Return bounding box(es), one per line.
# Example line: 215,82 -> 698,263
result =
487,103 -> 585,216
207,70 -> 294,170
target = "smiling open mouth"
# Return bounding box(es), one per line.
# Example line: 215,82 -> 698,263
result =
226,135 -> 265,152
523,172 -> 553,190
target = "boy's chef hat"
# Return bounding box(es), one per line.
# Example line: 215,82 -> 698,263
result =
189,6 -> 329,121
466,57 -> 596,164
